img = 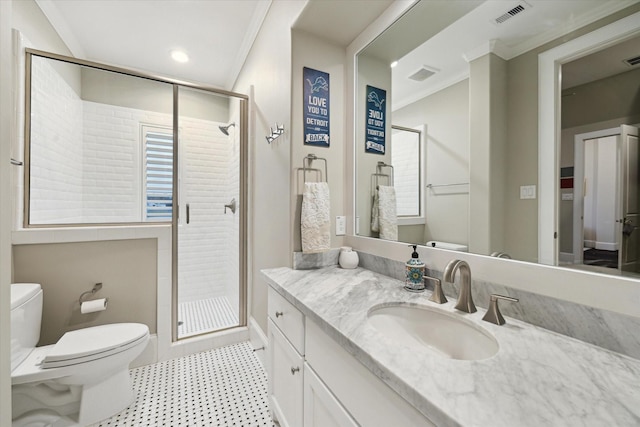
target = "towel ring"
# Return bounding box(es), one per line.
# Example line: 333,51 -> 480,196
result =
376,161 -> 394,186
303,154 -> 328,183
371,173 -> 390,196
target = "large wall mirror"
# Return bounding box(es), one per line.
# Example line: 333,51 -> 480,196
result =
355,0 -> 640,277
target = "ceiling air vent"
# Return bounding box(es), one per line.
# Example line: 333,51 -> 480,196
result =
494,1 -> 531,25
408,65 -> 439,82
624,55 -> 640,67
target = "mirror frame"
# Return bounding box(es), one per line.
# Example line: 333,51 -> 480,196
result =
344,1 -> 640,319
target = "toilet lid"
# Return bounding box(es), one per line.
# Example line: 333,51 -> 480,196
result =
41,323 -> 149,369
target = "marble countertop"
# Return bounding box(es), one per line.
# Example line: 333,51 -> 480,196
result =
261,266 -> 640,427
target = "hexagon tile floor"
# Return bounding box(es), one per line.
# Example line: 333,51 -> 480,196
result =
91,342 -> 275,426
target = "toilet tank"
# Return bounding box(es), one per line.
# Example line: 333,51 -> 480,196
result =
426,241 -> 469,252
10,283 -> 43,372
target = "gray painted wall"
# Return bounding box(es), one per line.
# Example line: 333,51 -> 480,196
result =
13,239 -> 157,346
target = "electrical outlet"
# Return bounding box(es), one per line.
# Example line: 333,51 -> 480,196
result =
336,216 -> 346,235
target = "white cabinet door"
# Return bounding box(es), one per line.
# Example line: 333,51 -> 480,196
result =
268,319 -> 303,427
304,364 -> 358,427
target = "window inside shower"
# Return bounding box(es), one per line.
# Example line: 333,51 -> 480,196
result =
25,50 -> 247,340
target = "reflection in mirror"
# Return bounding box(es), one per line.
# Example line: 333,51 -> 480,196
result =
391,126 -> 421,218
364,126 -> 424,242
355,0 -> 640,278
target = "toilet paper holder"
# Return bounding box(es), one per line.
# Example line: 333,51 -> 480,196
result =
79,282 -> 106,304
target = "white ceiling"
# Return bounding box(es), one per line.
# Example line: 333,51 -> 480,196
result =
563,33 -> 640,89
293,0 -> 395,47
361,0 -> 640,110
36,0 -> 271,90
34,0 -> 640,99
35,0 -> 397,91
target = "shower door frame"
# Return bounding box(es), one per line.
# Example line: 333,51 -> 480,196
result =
22,48 -> 248,344
171,86 -> 249,341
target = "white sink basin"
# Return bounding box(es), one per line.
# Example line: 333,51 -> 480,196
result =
367,304 -> 499,361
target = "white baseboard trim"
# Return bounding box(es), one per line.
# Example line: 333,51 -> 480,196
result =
558,252 -> 575,264
595,242 -> 618,251
249,316 -> 268,368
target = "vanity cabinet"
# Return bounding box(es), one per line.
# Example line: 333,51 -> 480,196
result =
303,363 -> 358,427
267,287 -> 305,427
268,319 -> 303,427
267,285 -> 433,427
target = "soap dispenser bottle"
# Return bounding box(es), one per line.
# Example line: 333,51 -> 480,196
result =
405,244 -> 426,292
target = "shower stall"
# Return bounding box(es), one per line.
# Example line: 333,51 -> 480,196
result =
174,87 -> 246,338
24,49 -> 247,341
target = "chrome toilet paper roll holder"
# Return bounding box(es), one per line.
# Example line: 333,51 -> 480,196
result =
79,282 -> 107,304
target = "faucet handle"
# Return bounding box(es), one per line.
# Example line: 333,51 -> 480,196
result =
427,277 -> 447,304
482,294 -> 519,325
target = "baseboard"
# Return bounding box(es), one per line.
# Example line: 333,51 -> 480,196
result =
558,252 -> 575,264
594,242 -> 618,251
249,316 -> 268,368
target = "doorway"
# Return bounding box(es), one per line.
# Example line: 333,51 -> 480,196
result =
571,125 -> 640,272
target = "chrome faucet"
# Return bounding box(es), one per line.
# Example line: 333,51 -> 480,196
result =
443,259 -> 476,313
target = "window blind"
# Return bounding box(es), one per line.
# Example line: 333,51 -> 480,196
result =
145,130 -> 173,220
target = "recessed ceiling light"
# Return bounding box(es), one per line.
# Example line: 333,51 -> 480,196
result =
390,61 -> 398,68
171,50 -> 189,63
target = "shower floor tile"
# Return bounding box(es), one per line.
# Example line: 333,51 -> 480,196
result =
92,342 -> 275,427
178,296 -> 239,338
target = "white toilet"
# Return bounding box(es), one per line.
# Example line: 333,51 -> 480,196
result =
10,283 -> 150,427
426,241 -> 469,252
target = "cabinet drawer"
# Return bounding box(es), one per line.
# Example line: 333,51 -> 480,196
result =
268,287 -> 305,354
268,319 -> 304,427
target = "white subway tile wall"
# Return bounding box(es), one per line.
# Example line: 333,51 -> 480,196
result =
30,58 -> 240,308
30,58 -> 84,224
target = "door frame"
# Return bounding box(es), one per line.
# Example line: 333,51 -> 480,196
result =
573,127 -> 621,264
171,88 -> 249,342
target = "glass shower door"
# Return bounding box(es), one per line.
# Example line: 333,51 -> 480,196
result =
175,86 -> 245,339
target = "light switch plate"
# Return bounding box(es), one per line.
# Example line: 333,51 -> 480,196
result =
336,216 -> 346,235
520,185 -> 536,200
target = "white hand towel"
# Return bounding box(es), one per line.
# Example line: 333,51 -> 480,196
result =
378,185 -> 398,241
371,189 -> 380,232
301,182 -> 331,253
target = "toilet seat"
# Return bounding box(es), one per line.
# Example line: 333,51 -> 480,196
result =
41,323 -> 149,369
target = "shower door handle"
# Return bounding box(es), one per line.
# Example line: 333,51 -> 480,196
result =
186,203 -> 190,224
224,198 -> 236,214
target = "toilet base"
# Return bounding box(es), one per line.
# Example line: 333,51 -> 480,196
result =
12,369 -> 135,426
12,409 -> 77,427
77,368 -> 135,425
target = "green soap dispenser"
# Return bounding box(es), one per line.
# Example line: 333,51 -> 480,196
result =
405,244 -> 426,292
